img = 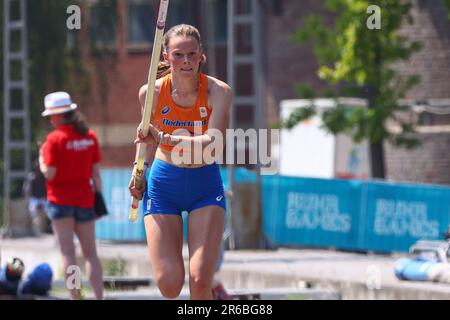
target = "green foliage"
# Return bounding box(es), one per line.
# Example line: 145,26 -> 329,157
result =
282,104 -> 316,129
87,0 -> 119,113
90,0 -> 118,51
103,257 -> 127,277
294,83 -> 316,99
445,0 -> 450,19
27,0 -> 119,140
27,0 -> 90,139
286,0 -> 423,149
0,2 -> 3,222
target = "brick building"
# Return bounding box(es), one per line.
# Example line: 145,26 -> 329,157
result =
385,0 -> 450,185
78,0 -> 450,185
80,0 -> 229,167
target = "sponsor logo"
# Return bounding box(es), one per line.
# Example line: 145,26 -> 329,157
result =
162,106 -> 170,115
162,119 -> 207,127
199,107 -> 208,118
147,199 -> 151,210
216,195 -> 224,202
66,138 -> 95,151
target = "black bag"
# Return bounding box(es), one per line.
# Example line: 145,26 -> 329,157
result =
94,191 -> 108,218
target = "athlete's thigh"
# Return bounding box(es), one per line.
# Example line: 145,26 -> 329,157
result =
187,205 -> 225,275
144,214 -> 184,274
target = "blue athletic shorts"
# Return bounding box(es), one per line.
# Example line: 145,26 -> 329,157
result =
47,202 -> 96,223
143,159 -> 226,216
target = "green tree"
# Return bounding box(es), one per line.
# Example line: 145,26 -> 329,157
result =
285,0 -> 423,178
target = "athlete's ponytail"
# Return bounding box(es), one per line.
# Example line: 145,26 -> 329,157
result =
157,61 -> 171,79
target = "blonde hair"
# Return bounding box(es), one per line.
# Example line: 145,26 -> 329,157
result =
157,24 -> 205,79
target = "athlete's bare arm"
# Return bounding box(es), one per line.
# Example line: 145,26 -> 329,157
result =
206,76 -> 232,139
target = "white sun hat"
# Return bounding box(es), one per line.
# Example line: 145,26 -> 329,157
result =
42,91 -> 77,117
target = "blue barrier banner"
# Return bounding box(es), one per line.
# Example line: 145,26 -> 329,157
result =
97,167 -> 450,253
220,166 -> 258,187
262,176 -> 362,250
96,169 -> 146,241
359,181 -> 450,252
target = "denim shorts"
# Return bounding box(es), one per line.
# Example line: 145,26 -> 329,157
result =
143,159 -> 226,216
47,202 -> 96,223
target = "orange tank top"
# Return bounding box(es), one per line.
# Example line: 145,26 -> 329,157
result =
153,73 -> 211,152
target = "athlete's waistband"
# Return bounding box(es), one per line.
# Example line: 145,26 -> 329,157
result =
152,157 -> 219,172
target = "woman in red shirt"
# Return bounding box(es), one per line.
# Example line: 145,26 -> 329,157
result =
39,91 -> 103,300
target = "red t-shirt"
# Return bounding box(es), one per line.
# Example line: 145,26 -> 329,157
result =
43,125 -> 101,208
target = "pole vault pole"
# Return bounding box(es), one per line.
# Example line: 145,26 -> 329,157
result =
129,0 -> 170,222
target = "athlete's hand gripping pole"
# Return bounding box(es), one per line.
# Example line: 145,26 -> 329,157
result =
129,0 -> 170,222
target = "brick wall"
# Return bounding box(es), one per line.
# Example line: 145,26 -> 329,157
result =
394,0 -> 450,101
79,52 -> 150,167
385,0 -> 450,185
264,0 -> 335,126
385,130 -> 450,185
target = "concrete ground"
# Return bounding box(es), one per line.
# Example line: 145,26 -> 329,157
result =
2,234 -> 450,300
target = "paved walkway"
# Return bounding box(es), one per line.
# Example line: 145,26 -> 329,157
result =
2,235 -> 450,299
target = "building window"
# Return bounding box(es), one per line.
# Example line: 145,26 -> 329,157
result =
165,0 -> 197,30
126,0 -> 198,49
126,0 -> 156,48
90,0 -> 118,49
210,0 -> 228,44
